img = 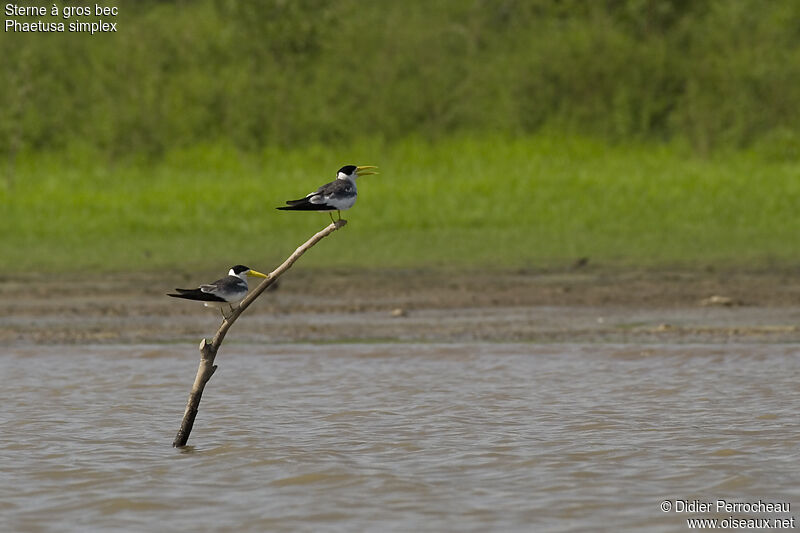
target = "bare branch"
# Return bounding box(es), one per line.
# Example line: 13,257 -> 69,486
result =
173,220 -> 347,447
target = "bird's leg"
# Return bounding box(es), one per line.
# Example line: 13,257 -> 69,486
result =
329,212 -> 336,224
221,305 -> 236,320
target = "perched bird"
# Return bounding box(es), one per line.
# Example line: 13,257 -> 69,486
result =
277,164 -> 378,222
168,265 -> 268,319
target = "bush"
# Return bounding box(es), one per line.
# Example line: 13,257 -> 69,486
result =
1,0 -> 799,158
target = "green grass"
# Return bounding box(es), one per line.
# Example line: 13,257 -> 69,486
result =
3,0 -> 800,156
2,135 -> 799,274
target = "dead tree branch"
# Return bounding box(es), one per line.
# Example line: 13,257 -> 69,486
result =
173,219 -> 347,447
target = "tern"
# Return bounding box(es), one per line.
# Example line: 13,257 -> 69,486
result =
277,165 -> 378,222
168,265 -> 268,319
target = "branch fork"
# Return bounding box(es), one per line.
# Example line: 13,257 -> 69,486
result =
173,220 -> 346,447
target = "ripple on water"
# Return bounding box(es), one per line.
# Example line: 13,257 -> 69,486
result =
0,343 -> 798,532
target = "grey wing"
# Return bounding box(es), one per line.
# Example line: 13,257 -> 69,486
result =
311,180 -> 354,204
199,283 -> 218,294
200,276 -> 246,295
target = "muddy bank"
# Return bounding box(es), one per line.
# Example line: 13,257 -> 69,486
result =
2,268 -> 799,344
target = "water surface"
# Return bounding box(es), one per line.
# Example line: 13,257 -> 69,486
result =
1,343 -> 798,532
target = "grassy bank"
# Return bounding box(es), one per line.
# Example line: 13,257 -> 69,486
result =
2,135 -> 798,274
2,0 -> 800,156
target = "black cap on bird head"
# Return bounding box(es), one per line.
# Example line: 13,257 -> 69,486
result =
337,165 -> 357,175
230,265 -> 251,275
337,165 -> 378,179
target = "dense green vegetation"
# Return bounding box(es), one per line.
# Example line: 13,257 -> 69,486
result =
2,136 -> 798,273
2,0 -> 800,156
2,1 -> 799,273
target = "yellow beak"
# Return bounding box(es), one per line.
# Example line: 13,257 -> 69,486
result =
356,165 -> 379,176
247,270 -> 268,278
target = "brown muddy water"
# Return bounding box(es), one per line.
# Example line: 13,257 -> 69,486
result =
2,343 -> 798,532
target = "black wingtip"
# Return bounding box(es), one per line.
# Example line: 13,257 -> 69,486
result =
276,204 -> 336,211
285,198 -> 308,206
168,288 -> 194,298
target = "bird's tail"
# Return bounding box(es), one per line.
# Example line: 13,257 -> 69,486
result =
276,202 -> 335,211
167,288 -> 219,302
284,198 -> 309,206
167,290 -> 194,300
